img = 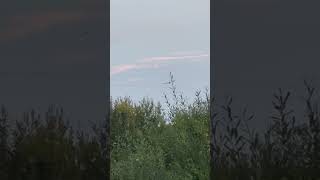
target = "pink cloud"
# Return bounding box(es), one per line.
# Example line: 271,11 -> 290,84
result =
111,52 -> 209,76
140,54 -> 209,63
111,63 -> 160,76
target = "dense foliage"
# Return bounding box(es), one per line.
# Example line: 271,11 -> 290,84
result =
211,80 -> 320,179
0,75 -> 211,180
111,75 -> 210,179
0,106 -> 108,180
2,77 -> 320,179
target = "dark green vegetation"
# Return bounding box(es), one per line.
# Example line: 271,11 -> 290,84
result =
1,78 -> 320,180
0,106 -> 108,180
111,75 -> 210,179
0,75 -> 210,180
211,80 -> 320,180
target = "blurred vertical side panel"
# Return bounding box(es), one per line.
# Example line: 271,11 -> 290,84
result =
212,0 -> 320,179
0,0 -> 109,179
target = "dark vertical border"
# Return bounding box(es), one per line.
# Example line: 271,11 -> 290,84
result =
106,0 -> 111,179
209,0 -> 215,179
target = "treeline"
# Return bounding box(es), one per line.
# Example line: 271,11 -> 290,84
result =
0,105 -> 108,180
0,75 -> 211,180
211,80 -> 320,179
1,78 -> 320,179
110,75 -> 210,179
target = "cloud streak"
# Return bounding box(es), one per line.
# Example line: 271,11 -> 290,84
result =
111,51 -> 209,76
140,54 -> 209,63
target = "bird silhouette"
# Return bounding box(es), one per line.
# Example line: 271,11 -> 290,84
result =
161,81 -> 171,85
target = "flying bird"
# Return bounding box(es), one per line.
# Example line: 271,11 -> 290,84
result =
161,81 -> 171,85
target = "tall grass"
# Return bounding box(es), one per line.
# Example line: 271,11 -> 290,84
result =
1,76 -> 319,179
211,80 -> 320,179
111,73 -> 210,179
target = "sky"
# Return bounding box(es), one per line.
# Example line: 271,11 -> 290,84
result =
1,0 -> 209,127
2,0 -> 320,133
0,0 -> 107,127
213,0 -> 320,130
110,0 -> 210,104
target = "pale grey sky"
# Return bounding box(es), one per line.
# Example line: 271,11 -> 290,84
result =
111,0 -> 210,103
